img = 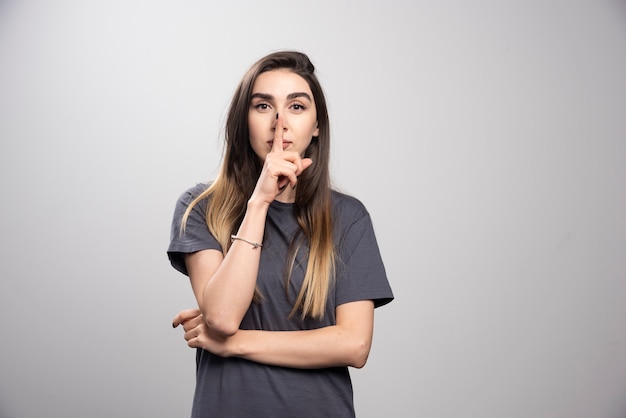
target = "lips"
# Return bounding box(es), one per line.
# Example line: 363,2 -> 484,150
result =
268,140 -> 292,149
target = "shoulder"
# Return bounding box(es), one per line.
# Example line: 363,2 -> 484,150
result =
177,182 -> 212,204
331,189 -> 370,223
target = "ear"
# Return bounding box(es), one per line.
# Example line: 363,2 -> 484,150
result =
313,121 -> 319,137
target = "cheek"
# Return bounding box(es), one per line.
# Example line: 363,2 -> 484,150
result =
308,113 -> 319,137
301,115 -> 318,136
247,115 -> 265,143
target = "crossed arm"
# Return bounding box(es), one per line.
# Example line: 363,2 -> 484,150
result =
171,245 -> 375,369
172,296 -> 374,369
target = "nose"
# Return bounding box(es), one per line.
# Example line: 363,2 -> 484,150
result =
272,112 -> 288,131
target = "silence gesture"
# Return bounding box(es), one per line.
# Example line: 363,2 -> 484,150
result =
250,113 -> 313,205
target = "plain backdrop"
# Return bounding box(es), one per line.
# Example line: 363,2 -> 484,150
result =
1,1 -> 625,417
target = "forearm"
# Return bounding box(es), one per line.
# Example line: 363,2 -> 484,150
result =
179,302 -> 375,369
174,311 -> 371,369
229,324 -> 373,369
196,199 -> 269,335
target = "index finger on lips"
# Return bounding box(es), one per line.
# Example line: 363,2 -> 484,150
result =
272,113 -> 283,152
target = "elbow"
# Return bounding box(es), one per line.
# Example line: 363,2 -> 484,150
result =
350,352 -> 369,369
204,314 -> 240,337
348,339 -> 372,369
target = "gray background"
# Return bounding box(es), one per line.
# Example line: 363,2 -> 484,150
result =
1,1 -> 625,417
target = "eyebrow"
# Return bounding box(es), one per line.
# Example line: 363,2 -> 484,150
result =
287,92 -> 312,101
250,92 -> 312,101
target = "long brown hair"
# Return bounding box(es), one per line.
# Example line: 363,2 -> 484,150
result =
182,51 -> 335,319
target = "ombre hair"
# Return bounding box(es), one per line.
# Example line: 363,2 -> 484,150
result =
182,51 -> 335,319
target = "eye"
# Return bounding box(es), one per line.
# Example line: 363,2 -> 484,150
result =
290,103 -> 306,112
251,102 -> 274,113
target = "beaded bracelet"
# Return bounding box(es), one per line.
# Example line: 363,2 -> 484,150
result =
230,235 -> 263,249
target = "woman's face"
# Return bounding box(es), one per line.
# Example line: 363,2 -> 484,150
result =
248,69 -> 319,161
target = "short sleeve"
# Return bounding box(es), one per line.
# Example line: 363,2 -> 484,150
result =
167,183 -> 222,276
335,214 -> 394,308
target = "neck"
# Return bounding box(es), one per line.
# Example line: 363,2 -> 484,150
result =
275,186 -> 296,203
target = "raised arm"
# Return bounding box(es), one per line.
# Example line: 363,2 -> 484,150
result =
186,115 -> 313,337
185,197 -> 268,336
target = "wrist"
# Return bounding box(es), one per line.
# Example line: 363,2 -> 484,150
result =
247,196 -> 271,212
229,330 -> 251,358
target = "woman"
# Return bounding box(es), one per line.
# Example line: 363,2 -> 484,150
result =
168,50 -> 393,417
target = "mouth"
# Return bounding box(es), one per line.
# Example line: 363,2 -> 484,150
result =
268,140 -> 292,149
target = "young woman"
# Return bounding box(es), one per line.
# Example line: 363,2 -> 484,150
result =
168,50 -> 393,417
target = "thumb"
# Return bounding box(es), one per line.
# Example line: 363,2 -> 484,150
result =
301,158 -> 314,172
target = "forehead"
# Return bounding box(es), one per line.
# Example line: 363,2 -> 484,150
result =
252,69 -> 313,96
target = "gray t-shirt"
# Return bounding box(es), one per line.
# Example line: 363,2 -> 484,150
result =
168,183 -> 394,417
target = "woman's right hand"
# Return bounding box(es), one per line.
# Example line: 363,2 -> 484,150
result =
250,115 -> 313,205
